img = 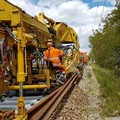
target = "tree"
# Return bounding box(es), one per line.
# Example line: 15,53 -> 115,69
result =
89,0 -> 120,69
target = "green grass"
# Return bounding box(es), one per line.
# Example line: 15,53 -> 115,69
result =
92,64 -> 120,117
87,72 -> 92,79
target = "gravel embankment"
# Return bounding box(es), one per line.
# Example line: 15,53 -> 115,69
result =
50,83 -> 89,120
50,65 -> 102,120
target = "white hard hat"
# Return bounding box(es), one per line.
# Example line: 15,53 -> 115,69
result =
47,42 -> 53,46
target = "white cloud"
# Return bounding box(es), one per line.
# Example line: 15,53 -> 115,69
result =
8,0 -> 115,53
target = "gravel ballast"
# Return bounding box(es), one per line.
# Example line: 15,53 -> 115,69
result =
50,65 -> 101,120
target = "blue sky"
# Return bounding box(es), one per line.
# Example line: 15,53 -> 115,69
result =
32,0 -> 115,8
31,0 -> 39,5
84,0 -> 113,8
8,0 -> 115,53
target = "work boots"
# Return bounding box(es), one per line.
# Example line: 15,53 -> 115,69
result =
56,72 -> 66,85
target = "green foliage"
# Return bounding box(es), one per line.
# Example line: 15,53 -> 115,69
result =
89,0 -> 120,69
92,64 -> 120,116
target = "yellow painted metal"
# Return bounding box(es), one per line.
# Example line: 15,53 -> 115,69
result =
14,114 -> 28,120
17,97 -> 26,118
16,26 -> 26,118
0,1 -> 49,34
46,69 -> 50,89
38,13 -> 79,45
0,0 -> 20,26
38,13 -> 55,27
54,23 -> 78,44
0,0 -> 51,95
17,26 -> 25,82
0,0 -> 50,48
0,28 -> 5,39
13,31 -> 33,41
24,47 -> 28,76
0,1 -> 80,119
7,84 -> 48,90
37,12 -> 80,74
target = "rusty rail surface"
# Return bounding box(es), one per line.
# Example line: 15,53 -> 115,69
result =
27,72 -> 78,120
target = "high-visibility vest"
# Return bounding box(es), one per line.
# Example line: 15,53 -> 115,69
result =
44,47 -> 64,67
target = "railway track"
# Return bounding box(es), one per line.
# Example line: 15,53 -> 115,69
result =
0,72 -> 80,120
27,72 -> 78,120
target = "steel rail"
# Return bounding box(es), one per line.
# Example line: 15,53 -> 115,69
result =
27,72 -> 78,120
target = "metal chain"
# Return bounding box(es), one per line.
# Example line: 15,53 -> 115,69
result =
2,110 -> 15,120
0,31 -> 8,80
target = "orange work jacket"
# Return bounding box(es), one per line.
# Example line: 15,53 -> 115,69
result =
44,46 -> 64,67
84,54 -> 88,63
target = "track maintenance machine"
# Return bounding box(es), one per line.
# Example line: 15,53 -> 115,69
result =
80,52 -> 89,65
0,0 -> 80,119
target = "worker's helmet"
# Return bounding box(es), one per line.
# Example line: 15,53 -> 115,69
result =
47,38 -> 53,47
47,38 -> 53,43
47,42 -> 53,46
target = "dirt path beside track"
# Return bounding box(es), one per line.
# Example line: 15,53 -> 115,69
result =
80,65 -> 102,120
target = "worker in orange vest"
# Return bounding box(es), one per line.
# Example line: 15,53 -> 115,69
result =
80,52 -> 84,64
84,52 -> 88,65
44,39 -> 66,73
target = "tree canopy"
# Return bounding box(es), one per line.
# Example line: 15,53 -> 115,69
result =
89,0 -> 120,69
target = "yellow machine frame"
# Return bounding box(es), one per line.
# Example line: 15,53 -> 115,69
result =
38,13 -> 80,73
0,0 -> 80,119
0,0 -> 51,119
